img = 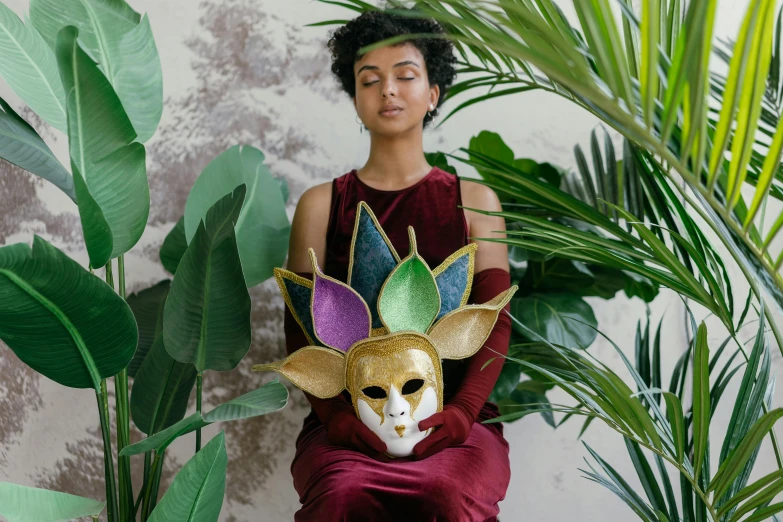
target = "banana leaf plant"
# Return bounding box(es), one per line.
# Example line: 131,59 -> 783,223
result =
0,0 -> 292,520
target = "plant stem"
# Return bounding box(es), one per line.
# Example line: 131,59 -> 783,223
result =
149,450 -> 165,511
141,452 -> 162,521
196,372 -> 203,452
106,258 -> 132,519
97,380 -> 119,522
114,368 -> 132,519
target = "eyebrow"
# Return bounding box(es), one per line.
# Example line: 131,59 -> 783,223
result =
356,60 -> 420,75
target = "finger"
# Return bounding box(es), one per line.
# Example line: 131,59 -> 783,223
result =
418,412 -> 444,432
414,435 -> 450,460
412,433 -> 447,459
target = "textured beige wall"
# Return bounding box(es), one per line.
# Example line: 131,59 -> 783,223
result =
1,1 -> 781,520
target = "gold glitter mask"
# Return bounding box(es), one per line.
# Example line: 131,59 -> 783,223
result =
346,333 -> 443,457
252,200 -> 520,458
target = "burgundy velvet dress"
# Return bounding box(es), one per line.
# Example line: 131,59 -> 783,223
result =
287,166 -> 511,521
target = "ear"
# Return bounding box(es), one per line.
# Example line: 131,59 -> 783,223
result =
427,286 -> 518,360
430,84 -> 440,109
252,346 -> 346,399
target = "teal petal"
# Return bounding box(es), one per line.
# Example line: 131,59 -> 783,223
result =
348,202 -> 399,329
435,255 -> 470,320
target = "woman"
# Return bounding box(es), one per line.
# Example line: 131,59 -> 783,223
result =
283,6 -> 513,521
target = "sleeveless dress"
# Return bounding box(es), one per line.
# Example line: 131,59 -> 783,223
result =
288,166 -> 511,522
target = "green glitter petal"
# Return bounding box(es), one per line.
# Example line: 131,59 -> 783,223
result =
377,227 -> 440,333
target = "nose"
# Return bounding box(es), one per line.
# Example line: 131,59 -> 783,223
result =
381,78 -> 396,98
385,385 -> 409,419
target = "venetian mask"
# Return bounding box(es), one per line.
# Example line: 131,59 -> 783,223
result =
252,201 -> 517,458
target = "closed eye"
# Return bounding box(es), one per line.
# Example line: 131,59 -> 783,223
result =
362,78 -> 415,86
362,386 -> 387,399
401,379 -> 424,394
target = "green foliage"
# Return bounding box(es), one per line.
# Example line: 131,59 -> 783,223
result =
121,381 -> 288,457
0,482 -> 105,522
0,1 -> 291,519
183,145 -> 291,288
163,185 -> 252,372
0,236 -> 137,390
147,431 -> 227,522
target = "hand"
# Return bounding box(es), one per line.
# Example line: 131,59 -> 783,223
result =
412,405 -> 473,460
324,401 -> 392,463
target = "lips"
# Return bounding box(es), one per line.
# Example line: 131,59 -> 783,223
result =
379,105 -> 403,116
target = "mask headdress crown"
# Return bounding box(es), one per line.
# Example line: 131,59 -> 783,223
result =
252,201 -> 518,403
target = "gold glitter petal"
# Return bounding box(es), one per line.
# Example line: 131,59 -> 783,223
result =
427,286 -> 519,360
251,346 -> 346,398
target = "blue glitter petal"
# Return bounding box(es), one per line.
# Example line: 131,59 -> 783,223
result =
283,278 -> 323,347
350,209 -> 398,328
435,255 -> 469,320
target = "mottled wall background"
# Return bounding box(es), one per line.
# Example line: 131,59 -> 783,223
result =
1,0 -> 781,520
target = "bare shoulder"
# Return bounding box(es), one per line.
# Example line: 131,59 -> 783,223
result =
287,181 -> 333,272
296,181 -> 332,215
459,178 -> 502,212
459,178 -> 509,272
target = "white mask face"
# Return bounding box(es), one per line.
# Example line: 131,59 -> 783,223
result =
358,384 -> 438,457
347,340 -> 443,458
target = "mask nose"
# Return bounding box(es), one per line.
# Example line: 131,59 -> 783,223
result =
385,385 -> 409,419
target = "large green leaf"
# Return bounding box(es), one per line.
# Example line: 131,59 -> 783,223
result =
183,145 -> 290,287
0,97 -> 74,201
692,322 -> 710,481
147,431 -> 227,522
121,380 -> 288,456
160,216 -> 187,275
510,293 -> 597,349
164,185 -> 251,371
55,25 -> 149,269
0,236 -> 137,390
126,279 -> 170,377
30,0 -> 162,142
0,482 -> 105,522
130,335 -> 196,435
0,3 -> 66,132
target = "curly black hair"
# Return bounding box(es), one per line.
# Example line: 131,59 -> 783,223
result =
327,5 -> 457,129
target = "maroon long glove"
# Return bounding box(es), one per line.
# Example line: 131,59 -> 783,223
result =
413,268 -> 512,460
284,271 -> 391,462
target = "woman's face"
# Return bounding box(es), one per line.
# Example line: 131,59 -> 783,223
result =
353,43 -> 439,135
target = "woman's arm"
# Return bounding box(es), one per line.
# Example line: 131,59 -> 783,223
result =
283,183 -> 390,460
454,180 -> 512,420
413,181 -> 512,459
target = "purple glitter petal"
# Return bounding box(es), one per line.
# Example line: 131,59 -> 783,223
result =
312,271 -> 370,352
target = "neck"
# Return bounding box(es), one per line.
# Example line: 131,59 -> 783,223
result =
358,126 -> 431,190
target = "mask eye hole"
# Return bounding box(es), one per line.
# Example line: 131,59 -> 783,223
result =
362,386 -> 387,399
401,379 -> 424,395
